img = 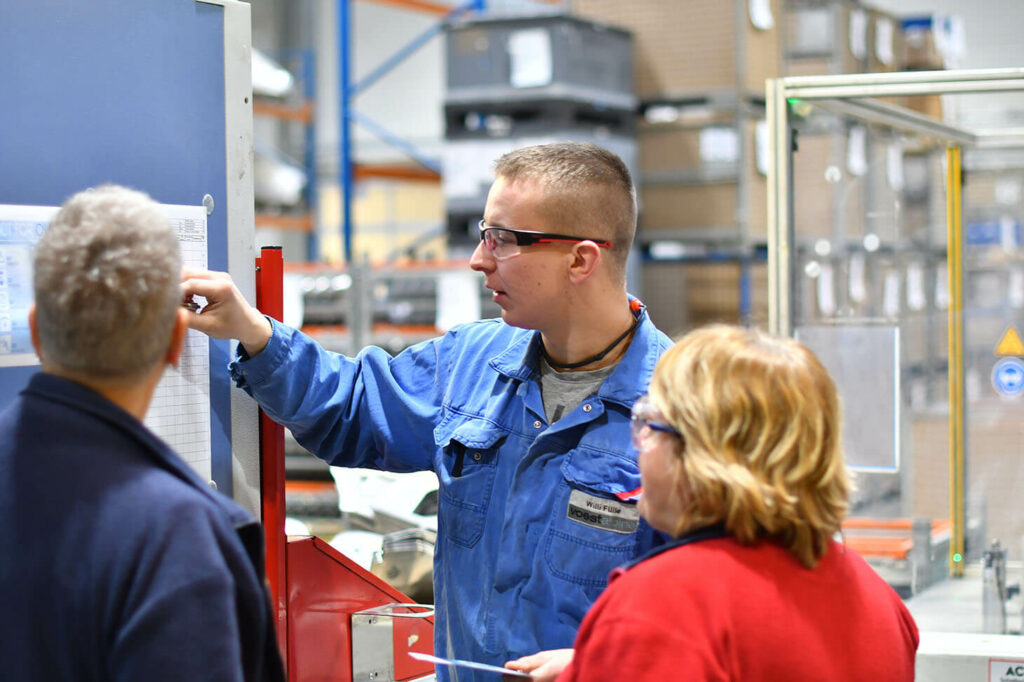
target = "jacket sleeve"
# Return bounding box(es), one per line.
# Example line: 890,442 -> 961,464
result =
229,318 -> 452,472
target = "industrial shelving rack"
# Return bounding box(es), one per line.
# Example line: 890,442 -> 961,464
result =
253,49 -> 319,260
336,0 -> 486,265
568,0 -> 783,334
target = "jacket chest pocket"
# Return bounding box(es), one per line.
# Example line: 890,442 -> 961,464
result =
543,452 -> 642,590
434,416 -> 505,549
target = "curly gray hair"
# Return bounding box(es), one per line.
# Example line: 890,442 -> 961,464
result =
33,185 -> 181,381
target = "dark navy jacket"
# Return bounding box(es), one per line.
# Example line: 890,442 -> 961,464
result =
0,373 -> 285,682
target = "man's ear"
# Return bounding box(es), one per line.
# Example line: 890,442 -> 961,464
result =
165,308 -> 189,369
28,304 -> 41,360
567,241 -> 602,284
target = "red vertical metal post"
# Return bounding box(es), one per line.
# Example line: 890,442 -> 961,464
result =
255,246 -> 288,656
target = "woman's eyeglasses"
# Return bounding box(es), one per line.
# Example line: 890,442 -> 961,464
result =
630,394 -> 681,449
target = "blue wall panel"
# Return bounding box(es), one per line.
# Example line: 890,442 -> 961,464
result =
0,0 -> 236,491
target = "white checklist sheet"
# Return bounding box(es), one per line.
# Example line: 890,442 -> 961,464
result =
144,204 -> 211,481
0,205 -> 57,367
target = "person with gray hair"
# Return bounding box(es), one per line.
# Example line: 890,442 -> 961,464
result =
183,142 -> 672,680
0,185 -> 285,681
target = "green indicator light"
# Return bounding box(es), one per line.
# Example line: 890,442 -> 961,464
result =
953,553 -> 963,563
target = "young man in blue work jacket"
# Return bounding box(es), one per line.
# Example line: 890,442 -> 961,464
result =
184,142 -> 673,680
0,185 -> 284,681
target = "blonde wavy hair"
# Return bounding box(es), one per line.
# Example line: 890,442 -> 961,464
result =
648,325 -> 850,568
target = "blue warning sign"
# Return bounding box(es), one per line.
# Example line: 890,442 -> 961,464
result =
992,358 -> 1024,397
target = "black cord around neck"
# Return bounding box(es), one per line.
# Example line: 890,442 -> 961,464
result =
541,315 -> 641,370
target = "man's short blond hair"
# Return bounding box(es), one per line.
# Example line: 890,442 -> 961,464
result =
494,142 -> 636,282
649,325 -> 851,568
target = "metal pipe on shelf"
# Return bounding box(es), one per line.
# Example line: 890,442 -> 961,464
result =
339,0 -> 354,263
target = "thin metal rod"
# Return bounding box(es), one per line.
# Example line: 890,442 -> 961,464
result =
812,97 -> 975,146
766,78 -> 792,336
782,67 -> 1024,89
339,0 -> 353,263
787,79 -> 1024,100
349,109 -> 441,172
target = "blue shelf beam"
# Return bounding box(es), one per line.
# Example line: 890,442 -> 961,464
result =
338,0 -> 485,264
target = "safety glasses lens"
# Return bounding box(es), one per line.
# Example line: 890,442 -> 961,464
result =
482,227 -> 519,259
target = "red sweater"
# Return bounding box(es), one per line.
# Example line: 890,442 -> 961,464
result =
558,536 -> 918,681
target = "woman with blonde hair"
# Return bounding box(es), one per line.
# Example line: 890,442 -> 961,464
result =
509,325 -> 918,681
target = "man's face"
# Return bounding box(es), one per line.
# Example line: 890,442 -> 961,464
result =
469,176 -> 571,332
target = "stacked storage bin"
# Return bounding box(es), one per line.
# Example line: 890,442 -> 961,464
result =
441,14 -> 636,252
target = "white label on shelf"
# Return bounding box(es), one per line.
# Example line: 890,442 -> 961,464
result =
906,262 -> 926,312
935,265 -> 949,310
995,177 -> 1022,206
1010,270 -> 1024,309
849,252 -> 867,304
886,144 -> 905,192
755,120 -> 769,176
1001,216 -> 1020,251
883,270 -> 901,317
817,263 -> 836,316
436,271 -> 481,332
508,29 -> 552,89
849,9 -> 868,60
749,0 -> 774,31
847,125 -> 868,177
875,16 -> 895,66
699,127 -> 739,164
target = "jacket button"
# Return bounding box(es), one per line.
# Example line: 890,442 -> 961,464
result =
533,420 -> 542,429
472,452 -> 482,461
582,403 -> 592,412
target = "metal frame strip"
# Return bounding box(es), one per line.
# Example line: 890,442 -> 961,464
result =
766,77 -> 791,335
945,146 -> 966,578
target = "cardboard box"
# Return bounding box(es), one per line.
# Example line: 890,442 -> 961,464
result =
638,118 -> 768,238
868,8 -> 904,73
574,0 -> 782,99
642,261 -> 769,336
785,4 -> 904,77
901,15 -> 948,70
785,1 -> 868,76
902,94 -> 944,121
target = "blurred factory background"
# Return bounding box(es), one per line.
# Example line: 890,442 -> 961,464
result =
242,0 -> 1024,638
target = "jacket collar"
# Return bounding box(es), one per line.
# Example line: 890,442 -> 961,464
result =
22,372 -> 253,529
613,524 -> 729,578
489,297 -> 662,409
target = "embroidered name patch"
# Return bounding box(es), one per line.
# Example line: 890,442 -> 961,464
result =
567,489 -> 639,534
